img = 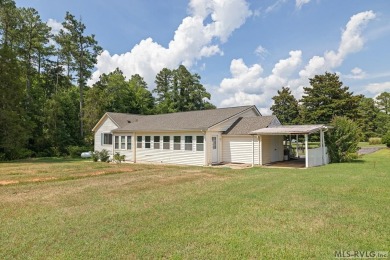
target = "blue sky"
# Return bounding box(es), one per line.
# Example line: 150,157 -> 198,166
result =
15,0 -> 390,114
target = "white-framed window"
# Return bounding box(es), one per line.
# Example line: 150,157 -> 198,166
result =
121,136 -> 126,149
137,136 -> 142,148
127,136 -> 131,150
174,136 -> 181,150
114,136 -> 119,149
101,133 -> 112,145
163,136 -> 170,150
114,135 -> 129,150
185,136 -> 192,151
196,136 -> 204,151
144,136 -> 151,149
154,136 -> 160,149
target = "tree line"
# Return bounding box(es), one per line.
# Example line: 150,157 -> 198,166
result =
270,72 -> 390,142
1,1 -> 389,161
0,0 -> 214,160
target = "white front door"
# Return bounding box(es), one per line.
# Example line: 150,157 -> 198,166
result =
271,136 -> 279,162
212,136 -> 218,163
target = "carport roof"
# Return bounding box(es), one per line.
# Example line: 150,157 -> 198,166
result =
250,125 -> 329,135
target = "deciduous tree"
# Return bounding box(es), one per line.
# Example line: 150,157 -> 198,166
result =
375,92 -> 390,115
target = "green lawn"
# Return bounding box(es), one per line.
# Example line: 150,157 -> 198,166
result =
358,142 -> 386,148
1,150 -> 389,259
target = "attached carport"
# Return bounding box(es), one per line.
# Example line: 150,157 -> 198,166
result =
251,125 -> 330,168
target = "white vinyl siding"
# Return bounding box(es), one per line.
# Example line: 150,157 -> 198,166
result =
222,136 -> 259,164
113,135 -> 133,161
136,132 -> 204,166
94,117 -> 117,157
261,135 -> 284,164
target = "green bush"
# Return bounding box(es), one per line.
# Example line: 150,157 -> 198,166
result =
113,152 -> 125,163
382,131 -> 390,147
92,151 -> 99,162
99,149 -> 110,162
368,137 -> 382,145
67,146 -> 93,158
4,148 -> 33,160
326,116 -> 361,163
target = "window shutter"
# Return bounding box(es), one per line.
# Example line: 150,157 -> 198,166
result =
101,133 -> 104,145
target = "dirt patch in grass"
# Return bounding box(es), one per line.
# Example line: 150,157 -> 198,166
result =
0,180 -> 19,185
0,167 -> 135,186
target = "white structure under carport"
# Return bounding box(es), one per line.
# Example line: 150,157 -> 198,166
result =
251,125 -> 330,168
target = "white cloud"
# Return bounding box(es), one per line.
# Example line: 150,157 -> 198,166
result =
218,50 -> 302,111
219,59 -> 264,94
216,11 -> 376,111
265,0 -> 287,14
344,67 -> 367,79
296,0 -> 311,9
364,82 -> 390,94
90,0 -> 251,86
47,18 -> 64,35
299,10 -> 376,78
254,45 -> 269,58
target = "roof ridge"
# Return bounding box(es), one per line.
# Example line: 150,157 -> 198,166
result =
107,105 -> 254,117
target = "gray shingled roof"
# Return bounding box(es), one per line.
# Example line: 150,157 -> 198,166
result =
251,125 -> 328,135
106,112 -> 144,128
106,106 -> 257,132
223,116 -> 280,135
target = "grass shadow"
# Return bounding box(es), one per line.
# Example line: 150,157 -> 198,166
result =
0,157 -> 89,164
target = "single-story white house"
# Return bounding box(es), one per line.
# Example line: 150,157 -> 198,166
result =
92,105 -> 329,168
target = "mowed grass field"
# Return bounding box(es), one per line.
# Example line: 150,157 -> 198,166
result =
1,150 -> 389,259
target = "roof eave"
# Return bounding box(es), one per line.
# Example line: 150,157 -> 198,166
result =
208,105 -> 260,130
111,128 -> 208,133
92,113 -> 121,132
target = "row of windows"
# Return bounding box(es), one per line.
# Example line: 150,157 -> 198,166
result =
106,134 -> 205,151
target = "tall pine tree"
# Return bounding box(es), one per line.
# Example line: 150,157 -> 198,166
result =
300,72 -> 361,124
270,87 -> 299,125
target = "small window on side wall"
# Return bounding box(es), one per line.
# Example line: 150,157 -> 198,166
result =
174,136 -> 181,150
154,136 -> 160,149
114,136 -> 119,149
163,136 -> 170,150
127,136 -> 131,150
196,136 -> 204,151
121,136 -> 126,149
145,136 -> 151,149
137,136 -> 142,148
185,136 -> 192,151
102,133 -> 112,145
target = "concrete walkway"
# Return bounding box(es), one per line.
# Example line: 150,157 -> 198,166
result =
358,147 -> 384,155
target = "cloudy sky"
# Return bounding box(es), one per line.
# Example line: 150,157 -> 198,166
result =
16,0 -> 390,114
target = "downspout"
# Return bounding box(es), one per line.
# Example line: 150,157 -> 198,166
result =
252,135 -> 255,167
259,135 -> 263,166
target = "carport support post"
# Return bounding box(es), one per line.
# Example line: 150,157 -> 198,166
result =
305,134 -> 309,168
296,134 -> 299,158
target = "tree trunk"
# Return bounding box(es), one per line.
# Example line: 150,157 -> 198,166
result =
79,46 -> 84,138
